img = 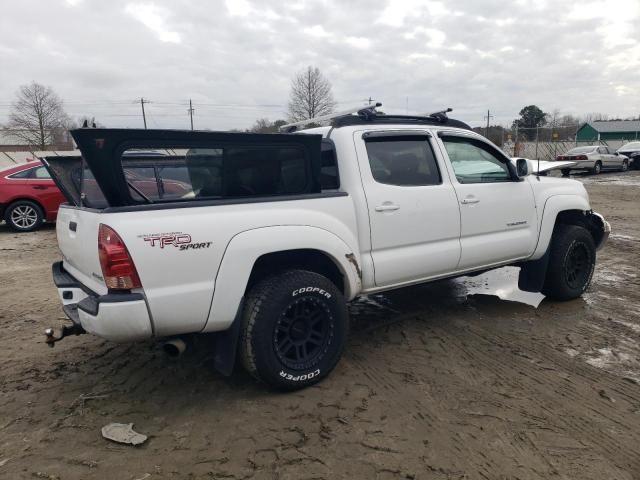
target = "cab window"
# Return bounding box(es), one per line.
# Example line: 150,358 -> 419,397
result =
364,135 -> 441,186
441,136 -> 512,184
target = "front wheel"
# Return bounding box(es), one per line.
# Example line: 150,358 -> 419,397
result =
621,160 -> 629,172
561,168 -> 571,177
4,200 -> 44,232
542,224 -> 596,301
239,270 -> 349,391
591,161 -> 602,175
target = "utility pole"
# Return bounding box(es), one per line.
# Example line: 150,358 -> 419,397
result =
535,126 -> 539,160
188,99 -> 195,131
484,109 -> 493,137
140,97 -> 148,129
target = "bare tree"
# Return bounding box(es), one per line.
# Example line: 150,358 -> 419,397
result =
287,66 -> 336,122
8,82 -> 69,149
249,118 -> 287,133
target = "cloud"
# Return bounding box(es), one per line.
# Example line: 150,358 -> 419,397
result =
0,0 -> 638,131
124,3 -> 181,43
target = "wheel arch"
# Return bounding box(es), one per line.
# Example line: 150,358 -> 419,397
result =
246,249 -> 346,296
3,197 -> 46,227
521,197 -> 604,293
5,196 -> 46,215
531,195 -> 592,260
203,225 -> 362,334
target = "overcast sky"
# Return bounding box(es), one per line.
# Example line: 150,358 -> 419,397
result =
1,0 -> 638,130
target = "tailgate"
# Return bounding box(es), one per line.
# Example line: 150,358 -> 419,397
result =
43,156 -> 108,294
55,205 -> 107,294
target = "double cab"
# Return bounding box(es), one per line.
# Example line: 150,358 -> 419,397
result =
44,106 -> 610,390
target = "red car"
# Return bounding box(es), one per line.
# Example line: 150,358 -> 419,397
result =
0,161 -> 66,232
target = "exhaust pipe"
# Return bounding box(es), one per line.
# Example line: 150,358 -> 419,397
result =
162,338 -> 186,358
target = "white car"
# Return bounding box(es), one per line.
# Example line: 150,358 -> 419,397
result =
557,145 -> 629,175
43,105 -> 610,390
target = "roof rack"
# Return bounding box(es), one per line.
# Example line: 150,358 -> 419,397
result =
278,103 -> 471,132
279,103 -> 382,132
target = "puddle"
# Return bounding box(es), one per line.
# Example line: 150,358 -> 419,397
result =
586,347 -> 632,369
349,267 -> 543,326
610,234 -> 639,243
455,267 -> 545,308
579,176 -> 640,188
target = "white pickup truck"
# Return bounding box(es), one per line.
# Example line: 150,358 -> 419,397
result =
44,106 -> 610,390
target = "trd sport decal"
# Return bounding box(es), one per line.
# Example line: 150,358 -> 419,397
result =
139,232 -> 212,251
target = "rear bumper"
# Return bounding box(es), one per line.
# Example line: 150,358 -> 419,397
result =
52,261 -> 153,342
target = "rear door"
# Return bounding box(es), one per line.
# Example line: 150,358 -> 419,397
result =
437,133 -> 537,270
597,146 -> 611,169
355,130 -> 461,286
27,164 -> 66,217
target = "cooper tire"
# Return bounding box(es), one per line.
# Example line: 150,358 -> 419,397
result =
239,270 -> 349,391
542,224 -> 596,301
4,200 -> 43,232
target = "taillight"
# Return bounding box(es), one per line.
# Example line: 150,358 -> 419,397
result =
577,155 -> 588,160
98,224 -> 142,290
557,155 -> 565,161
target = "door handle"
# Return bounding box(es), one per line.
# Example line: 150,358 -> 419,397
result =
461,196 -> 480,205
69,221 -> 77,232
375,203 -> 400,212
32,185 -> 47,190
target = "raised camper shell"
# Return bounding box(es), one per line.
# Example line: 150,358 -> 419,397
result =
44,128 -> 362,342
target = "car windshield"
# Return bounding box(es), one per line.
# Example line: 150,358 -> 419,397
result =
619,142 -> 640,151
567,147 -> 596,154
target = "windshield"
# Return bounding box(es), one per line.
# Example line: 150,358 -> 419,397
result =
619,142 -> 640,151
567,146 -> 596,154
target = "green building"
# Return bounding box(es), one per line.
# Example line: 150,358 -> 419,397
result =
576,120 -> 640,142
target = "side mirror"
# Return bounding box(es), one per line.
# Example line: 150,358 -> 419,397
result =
614,152 -> 619,156
516,158 -> 529,177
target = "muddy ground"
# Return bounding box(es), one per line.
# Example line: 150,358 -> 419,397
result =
1,171 -> 640,480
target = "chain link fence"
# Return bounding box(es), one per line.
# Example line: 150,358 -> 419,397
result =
499,125 -> 626,160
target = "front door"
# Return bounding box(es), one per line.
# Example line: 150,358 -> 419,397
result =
437,134 -> 537,270
355,131 -> 461,287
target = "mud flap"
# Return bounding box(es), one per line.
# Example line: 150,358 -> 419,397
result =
213,298 -> 244,376
518,249 -> 550,293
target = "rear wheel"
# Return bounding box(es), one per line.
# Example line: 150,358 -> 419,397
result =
4,200 -> 43,232
239,270 -> 349,391
561,168 -> 571,177
591,161 -> 602,175
542,224 -> 596,301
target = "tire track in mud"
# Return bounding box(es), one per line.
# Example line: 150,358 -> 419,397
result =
428,321 -> 640,473
346,300 -> 640,478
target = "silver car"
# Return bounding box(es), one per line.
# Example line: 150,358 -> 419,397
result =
557,145 -> 629,175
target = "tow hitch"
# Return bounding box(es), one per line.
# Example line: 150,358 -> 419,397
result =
45,324 -> 86,347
